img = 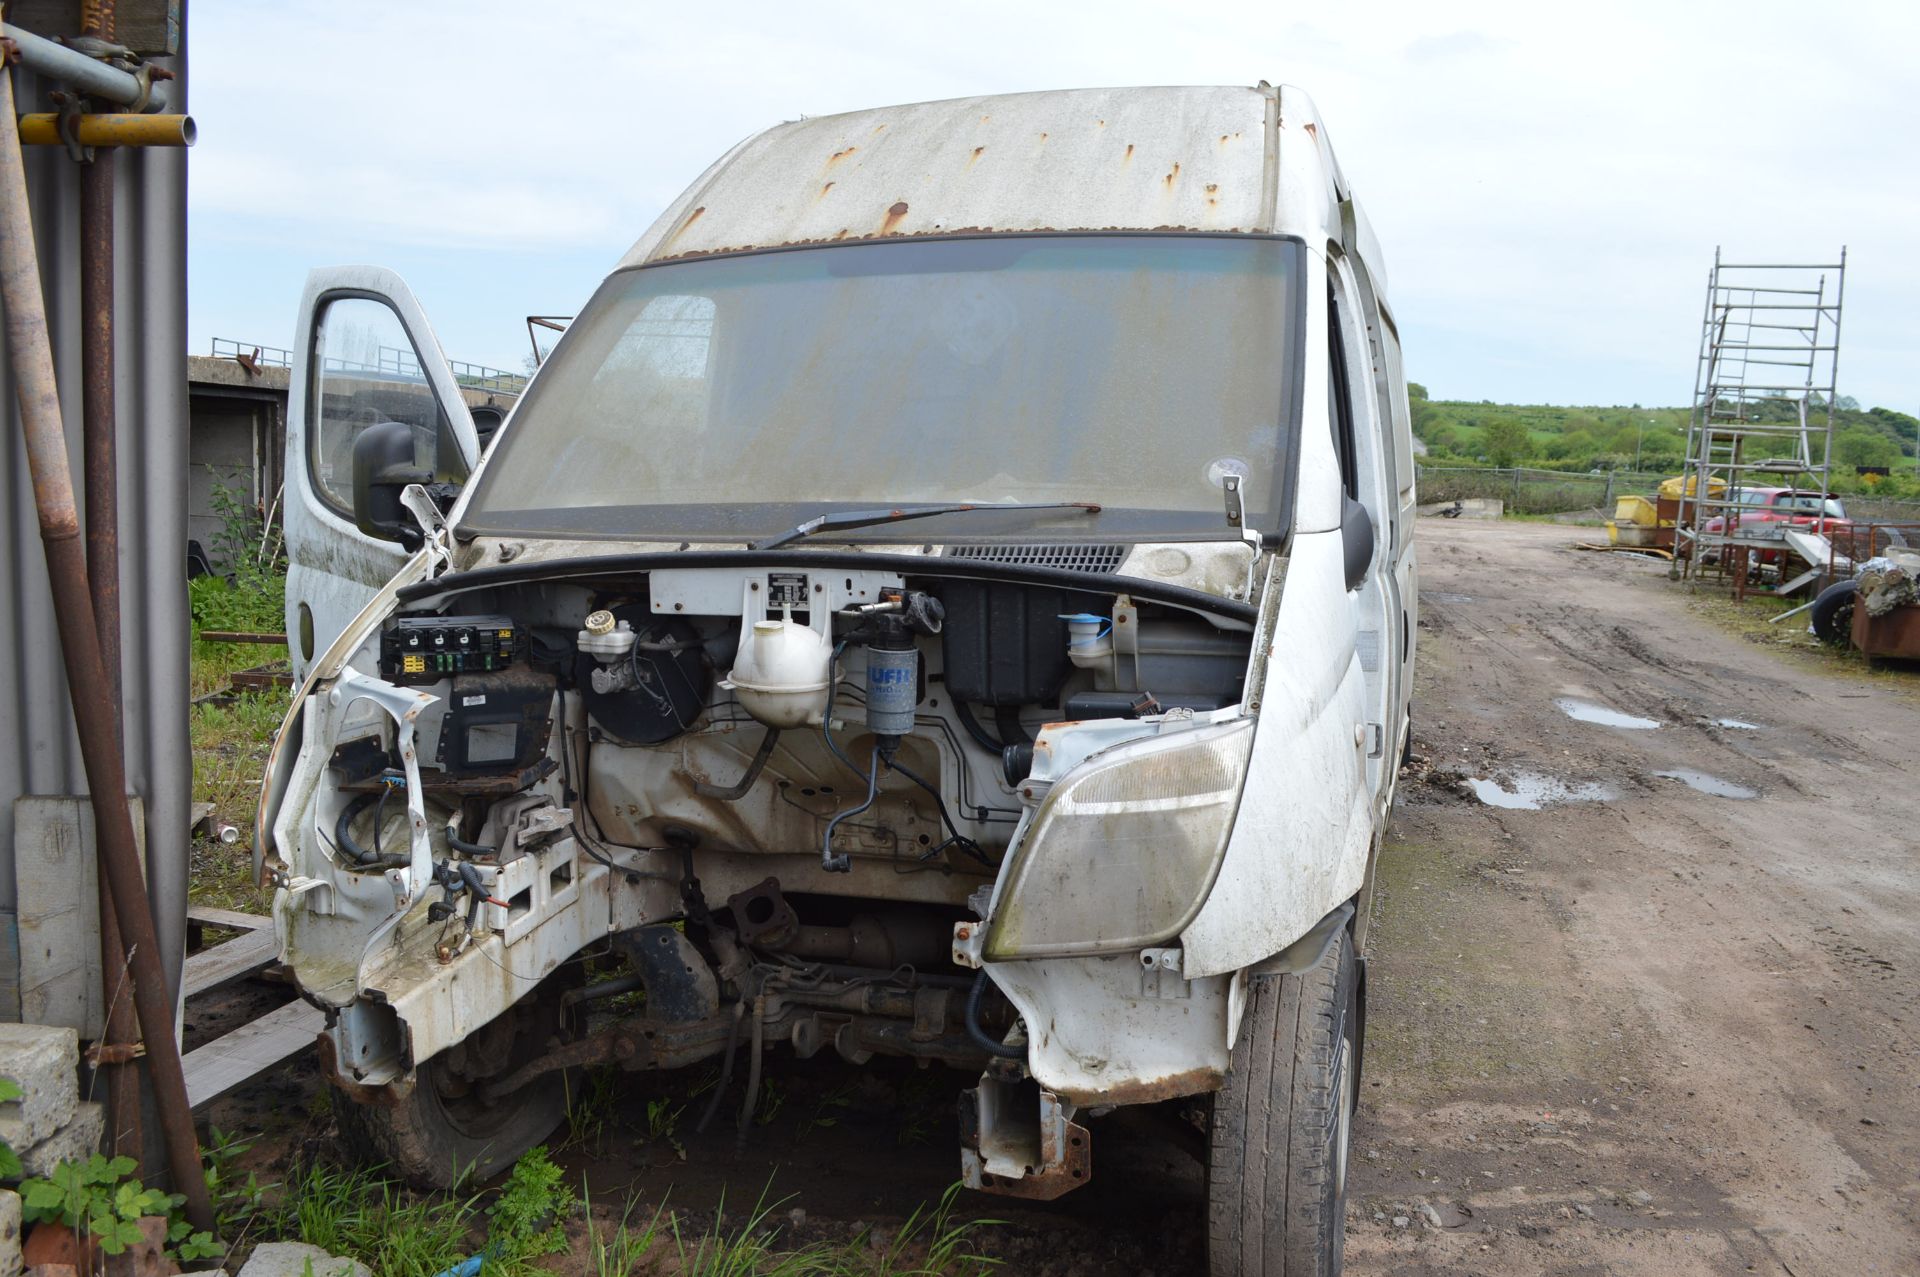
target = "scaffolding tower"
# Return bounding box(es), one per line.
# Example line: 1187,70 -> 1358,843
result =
1674,247 -> 1847,585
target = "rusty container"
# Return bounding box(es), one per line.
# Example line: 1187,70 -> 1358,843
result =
1851,600 -> 1920,660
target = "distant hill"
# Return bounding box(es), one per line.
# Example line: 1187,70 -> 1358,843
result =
1410,384 -> 1920,497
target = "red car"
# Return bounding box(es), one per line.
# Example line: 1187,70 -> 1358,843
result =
1701,487 -> 1852,562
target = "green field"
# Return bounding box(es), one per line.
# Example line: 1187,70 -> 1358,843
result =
1410,385 -> 1920,499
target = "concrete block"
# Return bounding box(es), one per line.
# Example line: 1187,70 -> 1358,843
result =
18,1101 -> 101,1179
0,1024 -> 78,1148
12,796 -> 145,1039
237,1243 -> 371,1277
0,1188 -> 21,1277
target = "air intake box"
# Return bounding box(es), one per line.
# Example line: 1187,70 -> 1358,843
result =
940,582 -> 1091,707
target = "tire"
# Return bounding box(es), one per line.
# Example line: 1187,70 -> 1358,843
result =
1810,579 -> 1858,646
336,977 -> 575,1188
1207,930 -> 1358,1277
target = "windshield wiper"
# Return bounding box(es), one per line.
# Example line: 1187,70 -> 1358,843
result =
750,501 -> 1102,550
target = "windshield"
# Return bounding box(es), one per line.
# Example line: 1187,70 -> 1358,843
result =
461,235 -> 1304,543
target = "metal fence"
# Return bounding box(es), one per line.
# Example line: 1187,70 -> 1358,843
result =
1416,465 -> 1920,526
1416,466 -> 1673,516
211,338 -> 527,396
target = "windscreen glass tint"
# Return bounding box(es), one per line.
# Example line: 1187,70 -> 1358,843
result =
464,235 -> 1303,542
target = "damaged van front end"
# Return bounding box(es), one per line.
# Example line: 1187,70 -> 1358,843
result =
259,82 -> 1413,1274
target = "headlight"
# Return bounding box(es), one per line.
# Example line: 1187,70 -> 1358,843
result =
984,718 -> 1254,960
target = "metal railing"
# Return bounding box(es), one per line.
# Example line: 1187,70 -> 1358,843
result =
209,337 -> 293,367
1416,465 -> 1675,517
210,338 -> 526,395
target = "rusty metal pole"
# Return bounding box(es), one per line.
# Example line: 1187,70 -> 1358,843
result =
0,59 -> 213,1231
78,0 -> 145,1177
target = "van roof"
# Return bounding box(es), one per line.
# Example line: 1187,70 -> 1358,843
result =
620,84 -> 1340,268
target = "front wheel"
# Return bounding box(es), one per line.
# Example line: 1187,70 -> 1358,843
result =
335,977 -> 575,1188
1207,930 -> 1358,1277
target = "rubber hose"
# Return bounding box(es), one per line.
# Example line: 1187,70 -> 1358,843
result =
952,699 -> 1004,755
334,792 -> 405,867
694,1002 -> 745,1135
447,827 -> 497,857
736,993 -> 767,1143
694,727 -> 781,800
995,704 -> 1031,746
965,970 -> 1025,1059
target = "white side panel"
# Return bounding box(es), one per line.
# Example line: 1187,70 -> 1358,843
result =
1180,528 -> 1372,979
989,953 -> 1231,1102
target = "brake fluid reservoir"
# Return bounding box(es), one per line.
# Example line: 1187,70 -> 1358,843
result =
724,618 -> 833,728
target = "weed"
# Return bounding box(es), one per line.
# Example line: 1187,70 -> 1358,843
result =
863,1182 -> 1002,1276
20,1153 -> 220,1264
671,1185 -> 814,1277
666,1179 -> 1001,1277
193,479 -> 286,634
278,1160 -> 481,1277
801,1083 -> 857,1140
753,1080 -> 786,1128
0,1078 -> 21,1179
563,1067 -> 620,1154
188,681 -> 288,912
582,1188 -> 664,1277
203,1127 -> 273,1245
644,1096 -> 684,1144
485,1146 -> 574,1274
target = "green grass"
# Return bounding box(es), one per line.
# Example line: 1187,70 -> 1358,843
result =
274,1161 -> 484,1277
188,667 -> 288,912
583,1190 -> 666,1277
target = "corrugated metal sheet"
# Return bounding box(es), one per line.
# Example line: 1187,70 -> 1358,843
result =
621,85 -> 1279,267
0,46 -> 190,1007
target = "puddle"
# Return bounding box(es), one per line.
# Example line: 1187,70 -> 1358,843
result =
1653,769 -> 1759,800
1713,718 -> 1763,731
1554,697 -> 1661,730
1423,591 -> 1476,605
1465,773 -> 1616,810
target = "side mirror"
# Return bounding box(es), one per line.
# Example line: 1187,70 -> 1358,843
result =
351,419 -> 430,549
1341,494 -> 1374,592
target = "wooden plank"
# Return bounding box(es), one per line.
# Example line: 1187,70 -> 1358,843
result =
228,666 -> 293,692
184,999 -> 325,1109
182,928 -> 278,999
186,905 -> 271,933
198,631 -> 288,646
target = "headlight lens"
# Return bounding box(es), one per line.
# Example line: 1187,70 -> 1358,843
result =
984,718 -> 1254,959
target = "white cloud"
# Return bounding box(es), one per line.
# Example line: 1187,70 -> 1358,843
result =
188,0 -> 1920,408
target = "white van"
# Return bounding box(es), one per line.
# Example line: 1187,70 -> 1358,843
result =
259,83 -> 1415,1275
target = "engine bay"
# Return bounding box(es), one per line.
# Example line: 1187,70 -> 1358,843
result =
328,562 -> 1256,905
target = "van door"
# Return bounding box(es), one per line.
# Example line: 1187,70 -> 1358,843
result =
283,268 -> 479,680
1326,251 -> 1398,808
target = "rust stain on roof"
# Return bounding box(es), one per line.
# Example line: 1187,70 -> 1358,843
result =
1304,121 -> 1317,139
818,181 -> 835,199
968,145 -> 986,168
1123,143 -> 1134,162
881,201 -> 911,234
826,146 -> 858,167
1163,161 -> 1181,190
664,206 -> 706,246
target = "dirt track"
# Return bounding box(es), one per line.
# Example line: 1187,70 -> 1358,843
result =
1348,517 -> 1920,1275
207,516 -> 1920,1275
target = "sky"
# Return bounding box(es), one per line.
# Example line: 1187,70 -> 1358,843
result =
186,0 -> 1919,412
